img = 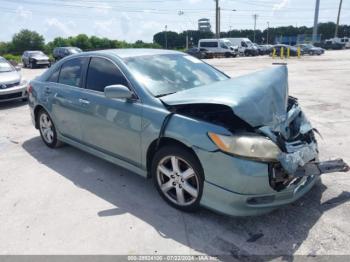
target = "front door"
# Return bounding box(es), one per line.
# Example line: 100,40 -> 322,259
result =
80,57 -> 142,166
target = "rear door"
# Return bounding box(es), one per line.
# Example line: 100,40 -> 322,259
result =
48,57 -> 89,141
80,56 -> 142,165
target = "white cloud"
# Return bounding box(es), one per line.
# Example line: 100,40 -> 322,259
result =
94,1 -> 112,15
93,14 -> 162,43
45,18 -> 75,37
273,0 -> 289,11
93,19 -> 116,37
189,0 -> 202,4
16,6 -> 32,20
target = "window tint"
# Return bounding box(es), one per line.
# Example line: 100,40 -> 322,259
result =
200,41 -> 218,48
47,66 -> 60,82
86,57 -> 128,92
58,58 -> 85,87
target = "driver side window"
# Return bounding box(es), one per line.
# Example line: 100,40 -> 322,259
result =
86,57 -> 129,93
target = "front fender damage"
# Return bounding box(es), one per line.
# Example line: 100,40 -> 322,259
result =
260,100 -> 349,191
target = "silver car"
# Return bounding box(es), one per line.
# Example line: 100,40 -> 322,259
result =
0,57 -> 28,102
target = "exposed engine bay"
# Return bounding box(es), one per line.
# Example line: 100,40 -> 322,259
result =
165,96 -> 349,192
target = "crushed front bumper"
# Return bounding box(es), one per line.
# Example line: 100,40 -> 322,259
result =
202,174 -> 318,216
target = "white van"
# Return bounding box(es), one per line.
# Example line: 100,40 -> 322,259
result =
226,38 -> 258,56
327,37 -> 350,49
198,39 -> 237,57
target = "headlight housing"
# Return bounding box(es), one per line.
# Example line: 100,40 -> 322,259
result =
208,132 -> 281,162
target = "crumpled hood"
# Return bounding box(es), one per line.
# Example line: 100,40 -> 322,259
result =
0,70 -> 21,84
161,65 -> 289,128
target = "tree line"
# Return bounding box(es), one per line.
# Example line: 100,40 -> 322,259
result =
1,22 -> 350,57
153,22 -> 350,49
0,29 -> 161,56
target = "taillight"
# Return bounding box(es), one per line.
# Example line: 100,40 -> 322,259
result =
27,84 -> 33,94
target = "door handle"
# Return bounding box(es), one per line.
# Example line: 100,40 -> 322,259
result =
79,98 -> 90,105
44,87 -> 52,94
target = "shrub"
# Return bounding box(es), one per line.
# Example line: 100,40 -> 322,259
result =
2,54 -> 21,64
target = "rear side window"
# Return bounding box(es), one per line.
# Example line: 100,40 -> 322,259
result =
47,66 -> 60,83
200,41 -> 218,48
58,58 -> 86,87
86,57 -> 128,92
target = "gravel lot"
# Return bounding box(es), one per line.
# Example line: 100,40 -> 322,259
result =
0,51 -> 350,258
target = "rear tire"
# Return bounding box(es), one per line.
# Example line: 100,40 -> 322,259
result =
151,145 -> 204,212
37,109 -> 63,148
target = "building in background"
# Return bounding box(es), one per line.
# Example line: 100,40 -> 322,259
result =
198,18 -> 211,32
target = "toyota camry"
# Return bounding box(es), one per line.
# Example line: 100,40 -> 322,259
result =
27,49 -> 348,216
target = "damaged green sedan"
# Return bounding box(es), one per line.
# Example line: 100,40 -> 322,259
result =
27,49 -> 349,216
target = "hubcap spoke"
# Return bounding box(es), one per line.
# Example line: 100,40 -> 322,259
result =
183,182 -> 198,198
171,156 -> 180,173
176,187 -> 185,204
161,180 -> 174,193
181,168 -> 195,180
158,165 -> 172,178
40,117 -> 47,128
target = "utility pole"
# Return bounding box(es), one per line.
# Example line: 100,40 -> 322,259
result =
178,10 -> 189,49
253,14 -> 258,43
215,0 -> 220,38
165,25 -> 168,49
267,21 -> 270,44
335,0 -> 343,38
312,0 -> 320,43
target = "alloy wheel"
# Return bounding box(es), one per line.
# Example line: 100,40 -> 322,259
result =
39,113 -> 54,144
156,155 -> 199,206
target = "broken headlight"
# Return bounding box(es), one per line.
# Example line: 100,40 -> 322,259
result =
208,132 -> 281,162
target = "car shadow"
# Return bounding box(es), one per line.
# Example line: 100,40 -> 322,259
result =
22,136 -> 350,260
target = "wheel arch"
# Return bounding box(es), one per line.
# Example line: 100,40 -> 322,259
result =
146,137 -> 203,178
33,104 -> 50,129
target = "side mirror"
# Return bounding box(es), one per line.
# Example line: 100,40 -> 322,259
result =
104,85 -> 134,100
15,66 -> 21,71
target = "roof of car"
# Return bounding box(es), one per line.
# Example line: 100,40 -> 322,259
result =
93,48 -> 183,58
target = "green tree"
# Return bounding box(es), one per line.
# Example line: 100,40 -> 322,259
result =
11,29 -> 45,54
0,42 -> 10,55
69,34 -> 91,50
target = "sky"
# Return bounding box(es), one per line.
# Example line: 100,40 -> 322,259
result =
0,0 -> 350,43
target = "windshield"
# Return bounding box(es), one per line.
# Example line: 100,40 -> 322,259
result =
245,41 -> 253,47
68,48 -> 82,54
223,40 -> 232,47
0,59 -> 14,73
123,54 -> 228,97
29,51 -> 44,56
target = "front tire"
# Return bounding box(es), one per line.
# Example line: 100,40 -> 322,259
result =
152,145 -> 204,212
38,109 -> 62,148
